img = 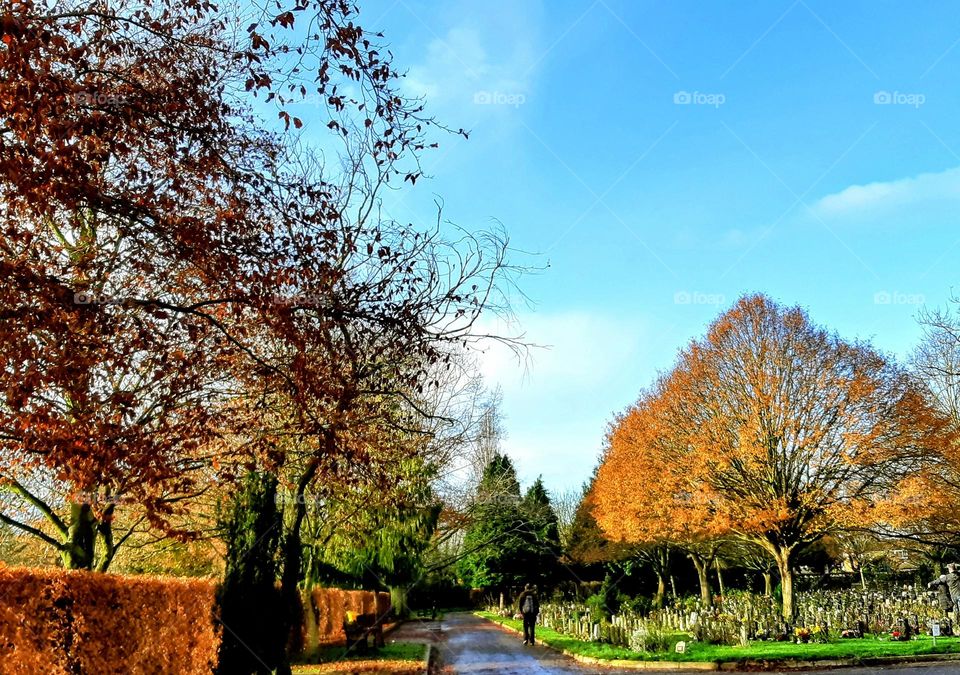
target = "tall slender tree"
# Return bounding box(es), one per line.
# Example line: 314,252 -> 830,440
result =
216,472 -> 285,675
519,477 -> 562,589
458,455 -> 525,592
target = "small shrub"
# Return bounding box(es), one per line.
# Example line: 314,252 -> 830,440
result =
620,594 -> 653,616
585,573 -> 625,621
628,621 -> 673,653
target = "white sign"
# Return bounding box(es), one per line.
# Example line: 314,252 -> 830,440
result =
932,622 -> 941,637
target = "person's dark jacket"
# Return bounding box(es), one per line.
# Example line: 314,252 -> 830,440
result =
517,589 -> 540,616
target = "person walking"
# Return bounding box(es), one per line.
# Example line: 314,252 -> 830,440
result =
517,584 -> 540,646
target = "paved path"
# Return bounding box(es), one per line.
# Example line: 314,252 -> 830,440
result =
436,612 -> 598,674
434,612 -> 960,675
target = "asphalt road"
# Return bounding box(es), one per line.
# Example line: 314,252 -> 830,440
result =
435,612 -> 960,675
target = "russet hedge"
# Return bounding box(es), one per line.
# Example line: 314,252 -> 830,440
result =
0,565 -> 390,672
0,566 -> 220,674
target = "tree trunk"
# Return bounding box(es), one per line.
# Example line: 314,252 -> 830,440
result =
653,545 -> 671,607
301,587 -> 319,662
499,591 -> 505,610
654,573 -> 666,609
715,558 -> 725,599
762,571 -> 772,597
61,502 -> 96,570
279,458 -> 319,673
391,586 -> 410,620
689,554 -> 713,608
859,565 -> 867,590
774,547 -> 795,624
94,504 -> 116,572
669,574 -> 677,599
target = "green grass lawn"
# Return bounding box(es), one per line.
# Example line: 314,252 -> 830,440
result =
476,611 -> 960,664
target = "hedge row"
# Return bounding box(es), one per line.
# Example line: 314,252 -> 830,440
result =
0,566 -> 391,672
305,588 -> 392,647
0,566 -> 220,674
315,588 -> 392,640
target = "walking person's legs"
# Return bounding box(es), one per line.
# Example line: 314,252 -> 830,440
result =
522,614 -> 534,644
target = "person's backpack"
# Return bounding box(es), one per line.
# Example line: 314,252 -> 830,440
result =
522,594 -> 535,614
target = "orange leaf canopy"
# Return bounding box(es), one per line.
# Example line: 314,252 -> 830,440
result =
593,294 -> 954,553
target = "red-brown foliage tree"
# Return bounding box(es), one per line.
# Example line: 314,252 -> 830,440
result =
0,0 -> 514,580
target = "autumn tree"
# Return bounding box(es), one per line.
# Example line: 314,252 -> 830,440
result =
2,4 -> 521,670
1,0 -> 518,583
593,294 -> 950,622
0,0 -> 318,567
591,398 -> 729,607
875,300 -> 960,547
565,468 -> 634,569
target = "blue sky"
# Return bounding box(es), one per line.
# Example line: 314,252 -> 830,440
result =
307,0 -> 960,495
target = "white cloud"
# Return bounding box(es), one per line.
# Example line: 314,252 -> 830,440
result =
404,28 -> 526,103
399,9 -> 540,122
476,311 -> 647,395
811,166 -> 960,225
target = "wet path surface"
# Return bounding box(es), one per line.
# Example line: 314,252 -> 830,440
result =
436,612 -> 600,674
433,612 -> 960,675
